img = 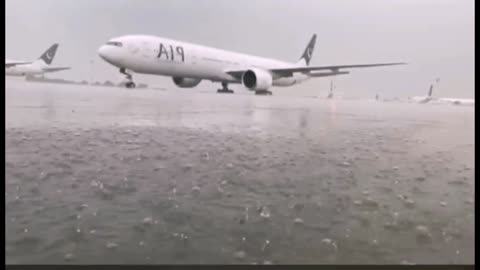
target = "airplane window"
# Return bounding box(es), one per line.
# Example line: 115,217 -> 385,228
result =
106,41 -> 123,47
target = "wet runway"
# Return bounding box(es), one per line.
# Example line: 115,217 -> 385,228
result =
5,80 -> 475,264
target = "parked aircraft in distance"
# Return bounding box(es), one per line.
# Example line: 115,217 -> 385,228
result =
5,44 -> 71,77
410,84 -> 474,106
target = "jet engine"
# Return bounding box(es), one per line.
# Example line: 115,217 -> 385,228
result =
242,68 -> 273,91
172,77 -> 202,88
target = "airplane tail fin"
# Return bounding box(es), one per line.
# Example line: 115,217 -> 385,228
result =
297,34 -> 317,67
38,44 -> 59,65
428,84 -> 433,97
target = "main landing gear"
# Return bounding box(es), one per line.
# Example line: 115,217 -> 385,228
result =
217,82 -> 234,94
120,68 -> 136,89
255,90 -> 273,96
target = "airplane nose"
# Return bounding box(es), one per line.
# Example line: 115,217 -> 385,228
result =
98,45 -> 109,60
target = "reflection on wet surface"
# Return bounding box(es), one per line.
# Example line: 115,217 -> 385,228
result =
5,81 -> 475,264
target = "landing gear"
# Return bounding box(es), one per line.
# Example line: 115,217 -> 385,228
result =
125,82 -> 136,88
120,68 -> 135,89
217,82 -> 234,94
255,90 -> 273,96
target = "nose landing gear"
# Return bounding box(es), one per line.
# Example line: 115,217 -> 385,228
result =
120,68 -> 136,89
125,81 -> 136,88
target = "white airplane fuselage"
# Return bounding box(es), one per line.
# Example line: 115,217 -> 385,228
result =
5,60 -> 48,76
98,35 -> 309,87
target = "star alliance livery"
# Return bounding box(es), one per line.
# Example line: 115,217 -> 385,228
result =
5,44 -> 71,77
98,34 -> 406,95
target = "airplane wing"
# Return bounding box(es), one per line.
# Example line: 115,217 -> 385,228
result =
5,61 -> 32,68
226,62 -> 406,78
308,71 -> 350,77
43,67 -> 71,73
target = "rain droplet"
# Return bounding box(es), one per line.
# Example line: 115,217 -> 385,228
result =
404,199 -> 415,208
234,251 -> 246,259
401,260 -> 415,265
106,242 -> 118,249
191,186 -> 201,195
294,218 -> 304,225
321,238 -> 332,245
260,207 -> 271,219
261,240 -> 270,251
143,216 -> 154,225
64,253 -> 74,261
415,225 -> 432,242
353,200 -> 362,206
340,161 -> 350,167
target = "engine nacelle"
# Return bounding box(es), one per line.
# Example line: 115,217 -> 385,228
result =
242,68 -> 273,91
172,77 -> 202,88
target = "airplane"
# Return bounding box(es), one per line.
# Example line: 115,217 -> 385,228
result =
5,44 -> 71,77
97,34 -> 406,95
410,83 -> 474,106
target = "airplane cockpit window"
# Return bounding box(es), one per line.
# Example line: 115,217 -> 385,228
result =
106,41 -> 123,47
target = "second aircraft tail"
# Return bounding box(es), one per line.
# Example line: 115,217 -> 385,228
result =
296,34 -> 317,67
37,44 -> 59,65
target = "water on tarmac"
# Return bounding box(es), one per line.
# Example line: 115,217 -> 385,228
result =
5,80 -> 475,264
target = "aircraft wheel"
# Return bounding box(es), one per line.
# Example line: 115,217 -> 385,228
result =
126,82 -> 136,89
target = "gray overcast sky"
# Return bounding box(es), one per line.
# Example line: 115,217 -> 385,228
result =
6,0 -> 474,98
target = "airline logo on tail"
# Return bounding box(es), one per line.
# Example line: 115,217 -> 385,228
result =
38,44 -> 59,65
299,34 -> 317,66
